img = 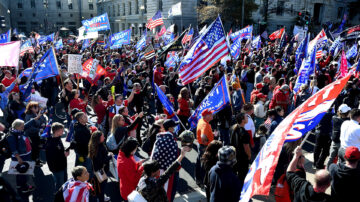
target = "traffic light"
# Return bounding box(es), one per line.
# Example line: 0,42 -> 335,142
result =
0,16 -> 5,28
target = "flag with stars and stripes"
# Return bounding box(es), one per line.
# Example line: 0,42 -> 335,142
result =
165,51 -> 179,69
182,28 -> 194,45
179,16 -> 229,85
20,40 -> 35,56
151,131 -> 178,170
146,10 -> 164,30
143,44 -> 156,60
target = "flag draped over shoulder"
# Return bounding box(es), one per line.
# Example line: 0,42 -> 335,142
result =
240,74 -> 351,202
0,41 -> 21,67
179,17 -> 229,85
188,76 -> 230,129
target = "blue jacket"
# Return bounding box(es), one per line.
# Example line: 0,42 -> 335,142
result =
0,81 -> 16,110
209,161 -> 241,202
6,119 -> 35,157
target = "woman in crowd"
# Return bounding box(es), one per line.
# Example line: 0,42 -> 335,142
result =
69,89 -> 87,113
24,101 -> 47,166
117,138 -> 144,200
201,140 -> 223,202
177,87 -> 193,130
253,93 -> 267,131
7,91 -> 26,122
88,131 -> 112,202
92,93 -> 114,131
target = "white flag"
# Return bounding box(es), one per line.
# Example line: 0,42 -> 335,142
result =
76,26 -> 98,42
168,2 -> 181,17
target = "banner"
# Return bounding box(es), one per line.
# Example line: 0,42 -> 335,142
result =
77,26 -> 98,42
230,25 -> 253,41
0,41 -> 21,67
110,29 -> 131,49
230,37 -> 242,59
240,74 -> 351,202
82,13 -> 111,33
293,25 -> 307,42
67,54 -> 83,74
293,47 -> 316,94
81,58 -> 105,84
188,76 -> 230,129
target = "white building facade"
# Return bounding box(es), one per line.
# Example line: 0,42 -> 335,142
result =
96,0 -> 198,37
9,0 -> 97,34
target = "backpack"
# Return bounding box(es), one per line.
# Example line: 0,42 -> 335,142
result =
106,133 -> 124,151
0,132 -> 13,159
274,173 -> 292,202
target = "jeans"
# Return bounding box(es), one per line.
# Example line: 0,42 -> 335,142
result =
75,153 -> 93,179
313,134 -> 331,168
327,141 -> 340,168
219,128 -> 230,146
245,82 -> 254,103
52,170 -> 67,192
195,144 -> 206,185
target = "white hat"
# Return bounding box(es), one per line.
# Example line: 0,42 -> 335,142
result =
339,104 -> 351,113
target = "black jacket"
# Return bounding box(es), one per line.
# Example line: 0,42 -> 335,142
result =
72,122 -> 91,157
286,171 -> 332,202
91,144 -> 111,171
209,162 -> 241,202
329,163 -> 360,202
331,116 -> 348,143
45,136 -> 67,172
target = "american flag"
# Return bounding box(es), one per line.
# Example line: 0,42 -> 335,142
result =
158,25 -> 166,36
179,17 -> 229,85
269,27 -> 284,40
62,179 -> 92,202
151,132 -> 178,170
20,40 -> 35,56
143,44 -> 156,60
316,48 -> 324,59
182,28 -> 194,45
146,10 -> 164,30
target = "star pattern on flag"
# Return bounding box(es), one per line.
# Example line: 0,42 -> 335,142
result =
203,19 -> 224,48
152,132 -> 178,170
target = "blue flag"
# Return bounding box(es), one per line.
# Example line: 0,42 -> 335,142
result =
295,33 -> 309,72
82,13 -> 111,32
82,39 -> 90,50
230,25 -> 253,41
346,44 -> 357,59
110,29 -> 131,49
155,84 -> 178,121
293,47 -> 316,94
188,76 -> 231,129
230,37 -> 242,59
0,29 -> 11,44
251,35 -> 261,50
136,35 -> 147,52
165,51 -> 179,69
55,39 -> 63,50
38,33 -> 55,44
329,37 -> 342,55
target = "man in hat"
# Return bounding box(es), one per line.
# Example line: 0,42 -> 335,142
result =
151,119 -> 180,201
250,83 -> 263,104
328,146 -> 360,201
209,146 -> 241,202
269,84 -> 290,112
195,109 -> 214,186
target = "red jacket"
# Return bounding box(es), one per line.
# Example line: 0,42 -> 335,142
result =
69,98 -> 87,113
2,76 -> 19,92
94,99 -> 114,124
117,151 -> 143,200
269,90 -> 289,111
177,97 -> 191,117
250,90 -> 261,104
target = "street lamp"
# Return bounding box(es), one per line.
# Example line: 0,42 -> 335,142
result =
140,5 -> 145,35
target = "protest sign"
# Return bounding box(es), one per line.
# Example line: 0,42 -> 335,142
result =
67,54 -> 83,74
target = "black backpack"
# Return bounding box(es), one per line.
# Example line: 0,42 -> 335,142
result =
0,132 -> 13,159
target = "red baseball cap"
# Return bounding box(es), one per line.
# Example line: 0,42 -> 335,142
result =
344,146 -> 360,161
201,109 -> 213,117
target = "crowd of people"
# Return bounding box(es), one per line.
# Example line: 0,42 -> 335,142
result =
0,27 -> 359,202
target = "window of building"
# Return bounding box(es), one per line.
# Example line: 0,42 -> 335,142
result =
32,13 -> 36,17
144,0 -> 147,14
19,13 -> 22,17
122,23 -> 125,30
17,21 -> 26,26
58,13 -> 61,17
129,2 -> 132,15
69,3 -> 73,10
88,0 -> 93,3
314,3 -> 324,24
56,22 -> 65,26
117,4 -> 120,16
89,4 -> 94,10
56,1 -> 61,9
158,0 -> 163,11
135,0 -> 139,14
70,14 -> 73,17
18,2 -> 23,9
31,0 -> 35,8
113,6 -> 115,17
276,1 -> 284,16
68,22 -> 76,25
122,3 -> 125,16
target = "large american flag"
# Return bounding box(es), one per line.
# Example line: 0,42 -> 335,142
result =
146,10 -> 164,30
20,40 -> 34,56
179,17 -> 229,85
143,44 -> 156,60
182,28 -> 194,45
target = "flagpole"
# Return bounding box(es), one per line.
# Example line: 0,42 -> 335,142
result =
51,46 -> 65,90
299,131 -> 312,148
225,69 -> 234,114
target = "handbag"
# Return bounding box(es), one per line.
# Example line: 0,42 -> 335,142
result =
94,168 -> 108,183
106,132 -> 124,151
127,190 -> 147,202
